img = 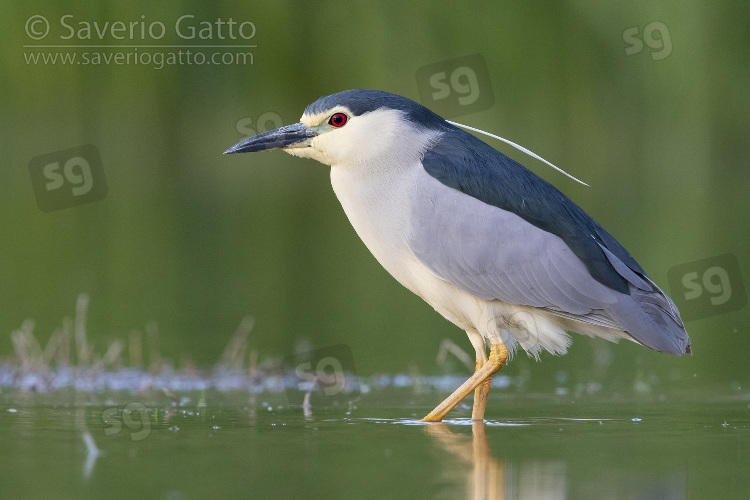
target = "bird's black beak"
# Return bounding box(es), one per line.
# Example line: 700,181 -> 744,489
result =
223,122 -> 318,154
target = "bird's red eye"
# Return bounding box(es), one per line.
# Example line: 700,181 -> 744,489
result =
329,113 -> 348,127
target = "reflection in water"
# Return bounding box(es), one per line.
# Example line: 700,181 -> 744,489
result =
425,420 -> 688,499
81,430 -> 103,480
426,422 -> 566,500
76,402 -> 103,480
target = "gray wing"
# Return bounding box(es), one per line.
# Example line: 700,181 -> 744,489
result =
407,168 -> 690,355
408,170 -> 618,317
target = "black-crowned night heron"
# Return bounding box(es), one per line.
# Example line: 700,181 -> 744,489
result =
224,89 -> 691,422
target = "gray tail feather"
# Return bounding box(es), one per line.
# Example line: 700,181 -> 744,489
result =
606,281 -> 691,355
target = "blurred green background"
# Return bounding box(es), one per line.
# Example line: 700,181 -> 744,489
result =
2,1 -> 748,387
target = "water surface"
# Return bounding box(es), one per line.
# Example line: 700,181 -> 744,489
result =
2,388 -> 748,499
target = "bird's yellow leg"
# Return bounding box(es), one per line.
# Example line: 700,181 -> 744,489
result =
472,363 -> 492,421
472,339 -> 508,421
422,339 -> 508,422
468,332 -> 491,421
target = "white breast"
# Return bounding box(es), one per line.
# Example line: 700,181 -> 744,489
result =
330,163 -> 423,292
